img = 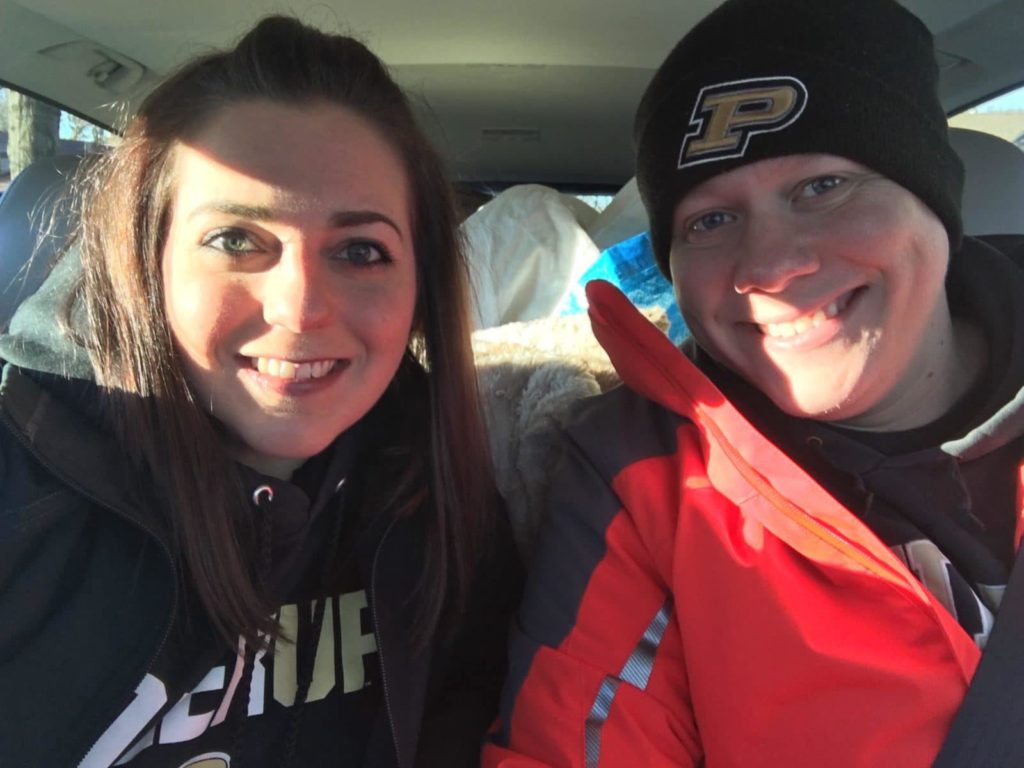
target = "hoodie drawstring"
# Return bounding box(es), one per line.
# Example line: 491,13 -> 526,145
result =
231,483 -> 275,767
233,480 -> 349,767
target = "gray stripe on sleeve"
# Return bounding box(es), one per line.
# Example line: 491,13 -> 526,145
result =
584,597 -> 673,767
620,599 -> 671,689
585,677 -> 621,768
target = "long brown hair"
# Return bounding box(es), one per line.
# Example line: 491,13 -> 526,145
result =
71,16 -> 496,648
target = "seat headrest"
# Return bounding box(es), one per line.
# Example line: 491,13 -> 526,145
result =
948,127 -> 1024,236
0,154 -> 84,331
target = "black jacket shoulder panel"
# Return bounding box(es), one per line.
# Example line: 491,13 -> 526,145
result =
564,383 -> 686,481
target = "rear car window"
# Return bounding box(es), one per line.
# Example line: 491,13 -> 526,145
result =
1,85 -> 116,195
949,83 -> 1024,151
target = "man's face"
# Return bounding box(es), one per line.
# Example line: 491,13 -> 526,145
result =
668,153 -> 952,427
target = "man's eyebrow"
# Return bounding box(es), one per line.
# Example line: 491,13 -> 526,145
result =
187,203 -> 404,240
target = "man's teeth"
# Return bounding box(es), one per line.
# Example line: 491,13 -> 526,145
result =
254,357 -> 338,381
763,299 -> 843,339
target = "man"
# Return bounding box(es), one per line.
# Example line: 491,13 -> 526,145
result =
483,0 -> 1024,765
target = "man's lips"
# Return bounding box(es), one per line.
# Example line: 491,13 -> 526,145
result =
754,288 -> 859,339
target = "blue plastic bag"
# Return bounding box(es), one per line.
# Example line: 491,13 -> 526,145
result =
560,232 -> 688,343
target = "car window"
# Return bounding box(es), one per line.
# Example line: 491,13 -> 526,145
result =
0,85 -> 116,196
948,83 -> 1024,151
575,193 -> 615,213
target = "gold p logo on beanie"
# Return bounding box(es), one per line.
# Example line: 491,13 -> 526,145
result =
678,76 -> 807,168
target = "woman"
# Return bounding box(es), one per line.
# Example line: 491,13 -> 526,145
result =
0,16 -> 520,768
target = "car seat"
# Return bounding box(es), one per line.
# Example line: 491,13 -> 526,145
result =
948,127 -> 1024,236
0,154 -> 83,331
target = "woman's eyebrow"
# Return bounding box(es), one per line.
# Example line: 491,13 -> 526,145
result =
188,201 -> 275,221
329,210 -> 404,240
186,203 -> 403,240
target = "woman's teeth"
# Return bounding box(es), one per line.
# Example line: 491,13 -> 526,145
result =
253,357 -> 338,381
762,293 -> 851,339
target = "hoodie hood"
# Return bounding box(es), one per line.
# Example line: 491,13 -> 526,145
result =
0,246 -> 156,529
0,246 -> 93,379
940,238 -> 1024,460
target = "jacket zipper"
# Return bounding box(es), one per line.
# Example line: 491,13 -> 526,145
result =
693,398 -> 979,668
696,403 -> 923,589
369,516 -> 402,767
600,292 -> 923,590
0,410 -> 179,766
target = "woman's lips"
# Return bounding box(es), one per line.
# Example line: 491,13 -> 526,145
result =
250,356 -> 339,381
238,356 -> 350,394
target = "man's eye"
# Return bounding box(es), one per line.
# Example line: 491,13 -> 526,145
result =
202,229 -> 259,254
689,210 -> 735,233
798,175 -> 846,199
337,241 -> 390,266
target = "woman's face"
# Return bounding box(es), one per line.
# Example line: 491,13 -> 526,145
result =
161,100 -> 417,478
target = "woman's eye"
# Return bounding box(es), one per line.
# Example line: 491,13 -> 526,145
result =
798,175 -> 846,199
337,241 -> 390,266
689,210 -> 735,233
202,229 -> 259,254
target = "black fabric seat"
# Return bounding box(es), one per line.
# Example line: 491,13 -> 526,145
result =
0,154 -> 84,331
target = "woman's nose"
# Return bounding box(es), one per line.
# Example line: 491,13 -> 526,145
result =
261,247 -> 333,332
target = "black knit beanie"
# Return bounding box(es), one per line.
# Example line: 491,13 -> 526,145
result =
635,0 -> 964,277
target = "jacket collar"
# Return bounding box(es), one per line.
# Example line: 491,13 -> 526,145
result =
585,279 -> 940,597
0,364 -> 170,543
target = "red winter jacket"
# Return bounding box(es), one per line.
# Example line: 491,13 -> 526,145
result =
483,280 -> 1017,768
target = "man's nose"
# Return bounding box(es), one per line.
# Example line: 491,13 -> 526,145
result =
732,215 -> 820,294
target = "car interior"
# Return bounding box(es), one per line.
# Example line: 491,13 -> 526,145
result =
4,7 -> 1024,768
0,0 -> 1023,626
2,0 -> 1024,319
0,0 -> 1019,323
0,4 -> 1019,536
1,1 -> 1023,472
3,0 -> 1024,184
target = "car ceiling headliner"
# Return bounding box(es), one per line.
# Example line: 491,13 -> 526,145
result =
2,0 -> 1023,187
